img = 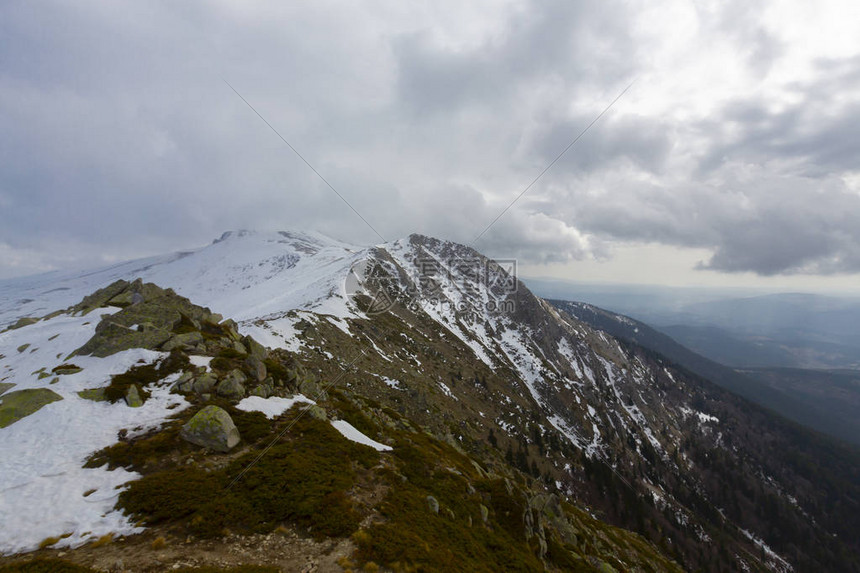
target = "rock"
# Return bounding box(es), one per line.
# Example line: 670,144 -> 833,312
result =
221,319 -> 241,341
217,369 -> 247,400
52,363 -> 83,375
305,404 -> 328,421
73,279 -> 130,316
179,405 -> 241,452
426,495 -> 439,514
125,385 -> 144,407
171,371 -> 194,393
0,388 -> 63,428
74,320 -> 172,358
0,382 -> 14,397
107,290 -> 137,308
243,336 -> 268,360
77,388 -> 107,402
480,504 -> 489,524
72,280 -> 217,357
244,356 -> 267,382
232,340 -> 248,356
162,332 -> 204,352
250,383 -> 273,399
192,372 -> 218,394
298,378 -> 327,401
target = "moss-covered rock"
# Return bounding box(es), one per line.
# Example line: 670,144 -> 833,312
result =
0,388 -> 63,428
193,371 -> 219,394
244,355 -> 267,382
179,405 -> 241,452
249,383 -> 273,399
125,384 -> 144,407
72,280 -> 217,357
51,363 -> 82,375
0,382 -> 14,397
217,369 -> 247,400
243,336 -> 268,361
77,388 -> 107,402
163,331 -> 204,352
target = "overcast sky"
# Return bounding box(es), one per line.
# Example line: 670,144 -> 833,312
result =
2,1 -> 860,291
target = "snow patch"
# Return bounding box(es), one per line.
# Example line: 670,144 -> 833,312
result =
330,420 -> 391,451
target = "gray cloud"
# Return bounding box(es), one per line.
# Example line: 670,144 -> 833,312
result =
1,0 -> 860,281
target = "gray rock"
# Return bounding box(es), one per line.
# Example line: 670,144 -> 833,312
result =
244,356 -> 267,382
217,369 -> 247,400
250,383 -> 273,399
179,405 -> 241,452
426,495 -> 439,514
221,319 -> 241,341
125,385 -> 144,407
0,388 -> 63,428
162,332 -> 204,351
243,336 -> 268,360
298,378 -> 327,401
305,404 -> 328,421
172,371 -> 195,393
192,372 -> 218,394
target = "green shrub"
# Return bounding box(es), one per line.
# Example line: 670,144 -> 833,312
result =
0,558 -> 97,572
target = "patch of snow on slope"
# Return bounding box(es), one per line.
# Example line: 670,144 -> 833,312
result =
740,529 -> 794,572
0,315 -> 189,554
235,395 -> 315,419
330,420 -> 391,451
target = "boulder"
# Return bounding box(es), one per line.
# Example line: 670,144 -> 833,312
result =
250,383 -> 274,399
162,332 -> 204,352
217,369 -> 247,400
192,372 -> 218,394
171,371 -> 195,393
124,385 -> 144,408
298,378 -> 327,401
221,319 -> 241,341
243,336 -> 268,360
426,495 -> 440,514
179,406 -> 241,452
244,356 -> 267,382
305,404 -> 328,421
0,388 -> 63,428
77,388 -> 107,402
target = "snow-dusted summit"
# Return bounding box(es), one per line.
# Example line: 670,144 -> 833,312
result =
0,230 -> 365,329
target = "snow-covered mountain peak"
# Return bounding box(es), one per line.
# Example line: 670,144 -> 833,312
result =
0,229 -> 367,329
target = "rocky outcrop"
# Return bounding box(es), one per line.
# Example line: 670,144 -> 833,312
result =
179,405 -> 241,452
72,280 -> 223,357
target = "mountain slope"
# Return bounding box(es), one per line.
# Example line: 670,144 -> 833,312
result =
2,231 -> 860,572
550,299 -> 860,446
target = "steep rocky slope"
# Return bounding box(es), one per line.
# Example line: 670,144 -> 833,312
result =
2,231 -> 859,572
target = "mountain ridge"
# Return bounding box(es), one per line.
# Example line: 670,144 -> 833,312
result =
2,230 -> 860,572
